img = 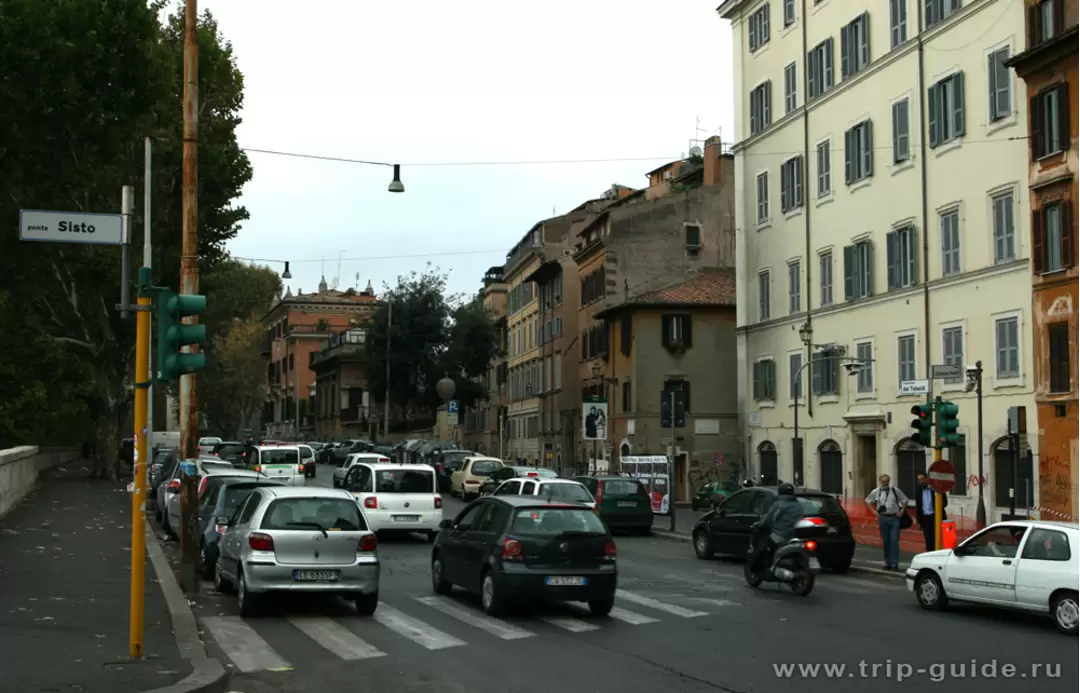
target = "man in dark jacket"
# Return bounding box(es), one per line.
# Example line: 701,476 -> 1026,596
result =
915,473 -> 948,552
750,483 -> 804,572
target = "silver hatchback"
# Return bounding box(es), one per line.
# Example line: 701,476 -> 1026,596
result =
214,486 -> 380,617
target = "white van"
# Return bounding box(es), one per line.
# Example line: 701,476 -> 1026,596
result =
251,445 -> 305,486
343,462 -> 442,538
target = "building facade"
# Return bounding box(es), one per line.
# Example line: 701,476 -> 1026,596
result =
462,266 -> 508,456
504,226 -> 544,462
1006,0 -> 1078,521
721,0 -> 1039,522
310,327 -> 373,439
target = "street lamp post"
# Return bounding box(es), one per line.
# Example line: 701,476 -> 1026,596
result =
967,361 -> 987,528
437,375 -> 456,439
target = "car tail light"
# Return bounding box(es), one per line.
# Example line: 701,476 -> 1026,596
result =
805,540 -> 818,552
248,532 -> 274,551
434,496 -> 442,509
167,479 -> 180,492
198,476 -> 209,496
215,523 -> 228,534
502,538 -> 523,560
358,534 -> 378,553
297,465 -> 305,474
602,539 -> 617,560
465,480 -> 479,485
379,457 -> 390,463
527,472 -> 537,477
796,517 -> 828,528
594,481 -> 603,504
363,496 -> 378,509
253,465 -> 261,472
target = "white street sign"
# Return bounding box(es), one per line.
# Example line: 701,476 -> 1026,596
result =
447,412 -> 459,427
900,380 -> 930,396
19,209 -> 123,245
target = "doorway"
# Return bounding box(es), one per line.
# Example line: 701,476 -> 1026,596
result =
854,435 -> 877,499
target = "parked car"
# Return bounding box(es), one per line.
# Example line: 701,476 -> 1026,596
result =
907,520 -> 1080,635
491,477 -> 596,509
431,496 -> 618,616
197,437 -> 223,456
248,445 -> 306,486
333,452 -> 391,488
298,444 -> 317,478
208,441 -> 244,464
147,448 -> 179,513
690,485 -> 855,573
196,475 -> 284,578
331,440 -> 375,464
342,461 -> 442,538
450,456 -> 505,500
479,465 -> 557,495
214,486 -> 380,616
575,476 -> 653,534
162,460 -> 245,538
691,480 -> 740,511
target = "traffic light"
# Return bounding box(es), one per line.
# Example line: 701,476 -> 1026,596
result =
909,403 -> 933,447
155,289 -> 207,382
937,400 -> 960,447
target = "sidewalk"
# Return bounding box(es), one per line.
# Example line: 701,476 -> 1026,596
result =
0,466 -> 191,693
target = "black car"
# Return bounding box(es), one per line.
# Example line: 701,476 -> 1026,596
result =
196,477 -> 283,579
690,486 -> 854,572
209,441 -> 247,467
430,496 -> 618,617
434,450 -> 474,493
479,465 -> 559,495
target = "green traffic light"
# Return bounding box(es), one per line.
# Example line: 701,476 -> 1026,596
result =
937,400 -> 960,447
909,403 -> 934,447
154,289 -> 208,383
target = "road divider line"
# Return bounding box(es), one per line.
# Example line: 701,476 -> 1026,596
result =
287,617 -> 387,660
201,616 -> 292,673
539,616 -> 601,632
372,603 -> 467,650
416,597 -> 535,640
615,589 -> 709,618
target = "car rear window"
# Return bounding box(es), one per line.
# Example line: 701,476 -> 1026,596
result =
797,494 -> 846,515
202,462 -> 235,473
213,444 -> 245,458
260,498 -> 366,531
222,484 -> 265,513
375,469 -> 435,493
262,449 -> 299,465
600,479 -> 644,496
299,447 -> 314,460
517,467 -> 557,478
539,483 -> 593,503
470,460 -> 500,476
510,508 -> 607,536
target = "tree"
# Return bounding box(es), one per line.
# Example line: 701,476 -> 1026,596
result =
440,294 -> 500,407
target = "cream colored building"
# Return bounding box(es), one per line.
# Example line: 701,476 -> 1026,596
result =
720,0 -> 1039,522
505,227 -> 543,462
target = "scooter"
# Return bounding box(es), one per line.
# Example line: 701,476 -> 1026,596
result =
744,521 -> 820,596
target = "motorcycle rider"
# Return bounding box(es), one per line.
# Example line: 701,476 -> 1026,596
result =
749,483 -> 804,575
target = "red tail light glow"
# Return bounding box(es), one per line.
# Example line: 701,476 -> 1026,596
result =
215,524 -> 228,534
805,517 -> 827,526
527,472 -> 538,477
379,457 -> 390,463
502,538 -> 523,560
253,465 -> 262,473
603,539 -> 617,560
167,479 -> 180,491
358,534 -> 378,553
434,496 -> 442,509
363,496 -> 378,509
198,476 -> 209,496
594,481 -> 604,504
298,465 -> 305,474
248,532 -> 274,551
805,540 -> 818,552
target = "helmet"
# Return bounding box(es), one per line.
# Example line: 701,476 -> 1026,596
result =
741,479 -> 755,488
778,482 -> 795,496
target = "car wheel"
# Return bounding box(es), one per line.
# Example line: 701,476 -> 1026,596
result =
480,570 -> 506,617
354,590 -> 379,616
213,561 -> 233,594
237,570 -> 260,617
431,555 -> 453,595
163,513 -> 176,539
914,571 -> 948,611
426,530 -> 438,543
588,596 -> 615,617
693,530 -> 714,560
1051,590 -> 1079,635
826,559 -> 852,574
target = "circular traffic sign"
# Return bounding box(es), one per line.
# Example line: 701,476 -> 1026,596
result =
928,459 -> 956,494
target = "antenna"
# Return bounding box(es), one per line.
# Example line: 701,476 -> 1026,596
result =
355,272 -> 359,290
333,249 -> 344,290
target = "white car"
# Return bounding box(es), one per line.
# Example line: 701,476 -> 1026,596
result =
491,477 -> 596,509
906,520 -> 1079,635
341,462 -> 442,538
333,453 -> 390,487
197,436 -> 223,456
250,445 -> 306,486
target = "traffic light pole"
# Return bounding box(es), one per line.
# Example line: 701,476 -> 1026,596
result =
933,396 -> 943,551
129,267 -> 153,658
179,0 -> 200,462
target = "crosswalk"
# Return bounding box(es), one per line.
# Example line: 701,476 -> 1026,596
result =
200,587 -> 725,674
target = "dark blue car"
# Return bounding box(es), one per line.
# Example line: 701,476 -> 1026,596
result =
197,477 -> 284,579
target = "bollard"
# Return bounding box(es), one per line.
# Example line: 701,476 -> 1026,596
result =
178,462 -> 200,593
941,519 -> 957,550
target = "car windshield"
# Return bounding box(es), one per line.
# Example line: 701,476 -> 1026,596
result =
510,508 -> 607,536
797,494 -> 845,515
260,498 -> 366,531
262,449 -> 299,465
539,483 -> 593,503
441,451 -> 472,469
374,469 -> 435,493
470,460 -> 501,476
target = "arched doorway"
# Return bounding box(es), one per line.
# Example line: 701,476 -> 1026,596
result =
992,436 -> 1034,513
758,441 -> 778,483
819,440 -> 843,494
894,439 -> 928,499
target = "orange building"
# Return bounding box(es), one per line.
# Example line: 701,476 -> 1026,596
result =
1005,0 -> 1078,520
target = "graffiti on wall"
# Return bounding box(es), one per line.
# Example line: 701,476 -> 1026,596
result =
1038,454 -> 1075,518
966,474 -> 988,489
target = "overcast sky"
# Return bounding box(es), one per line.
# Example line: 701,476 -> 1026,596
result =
198,1 -> 734,298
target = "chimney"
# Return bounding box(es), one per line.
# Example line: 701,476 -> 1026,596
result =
703,136 -> 725,187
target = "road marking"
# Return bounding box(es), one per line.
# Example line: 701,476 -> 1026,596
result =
287,617 -> 386,660
694,598 -> 742,608
540,616 -> 601,632
616,589 -> 709,618
371,603 -> 467,650
415,597 -> 534,640
697,569 -> 742,581
201,616 -> 292,673
608,606 -> 660,624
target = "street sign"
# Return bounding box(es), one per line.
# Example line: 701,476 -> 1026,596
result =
447,399 -> 459,414
928,459 -> 956,494
19,209 -> 123,245
931,364 -> 963,380
447,412 -> 459,427
900,379 -> 930,396
712,453 -> 725,466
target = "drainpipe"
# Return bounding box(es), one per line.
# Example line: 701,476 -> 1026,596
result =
916,0 -> 934,413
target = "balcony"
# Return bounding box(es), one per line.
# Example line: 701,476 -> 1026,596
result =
311,329 -> 368,369
340,405 -> 371,424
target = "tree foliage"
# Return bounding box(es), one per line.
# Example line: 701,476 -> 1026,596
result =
366,268 -> 498,428
0,0 -> 252,473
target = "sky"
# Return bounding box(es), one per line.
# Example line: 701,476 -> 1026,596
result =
197,0 -> 735,298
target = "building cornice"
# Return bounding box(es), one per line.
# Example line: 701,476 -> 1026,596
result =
1004,26 -> 1079,79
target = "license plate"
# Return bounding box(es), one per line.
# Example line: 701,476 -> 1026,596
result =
617,501 -> 636,507
545,576 -> 587,586
808,558 -> 821,571
293,570 -> 339,582
827,526 -> 838,534
393,515 -> 420,522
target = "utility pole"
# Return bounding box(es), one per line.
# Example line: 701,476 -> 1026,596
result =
383,301 -> 392,438
669,390 -> 676,532
973,361 -> 986,528
179,0 -> 200,461
144,138 -> 154,443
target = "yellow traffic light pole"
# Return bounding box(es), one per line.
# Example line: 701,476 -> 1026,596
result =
129,268 -> 153,658
933,396 -> 943,551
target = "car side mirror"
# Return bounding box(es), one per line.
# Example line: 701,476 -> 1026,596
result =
953,544 -> 970,556
439,519 -> 453,530
214,516 -> 230,526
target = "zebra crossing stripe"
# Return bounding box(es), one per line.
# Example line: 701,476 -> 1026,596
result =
540,616 -> 601,632
415,597 -> 535,640
202,616 -> 292,673
615,589 -> 708,618
287,617 -> 386,660
608,606 -> 659,624
372,603 -> 467,650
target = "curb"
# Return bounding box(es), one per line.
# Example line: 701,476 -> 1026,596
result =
143,524 -> 229,693
649,528 -> 907,579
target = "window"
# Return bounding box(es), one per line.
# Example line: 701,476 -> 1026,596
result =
840,13 -> 870,79
1033,202 -> 1073,273
819,440 -> 844,494
780,156 -> 804,212
619,313 -> 632,355
856,341 -> 873,393
819,251 -> 834,306
897,334 -> 917,386
554,353 -> 562,390
807,39 -> 835,100
750,82 -> 772,135
783,0 -> 795,26
1031,83 -> 1070,159
1049,323 -> 1071,393
844,120 -> 874,184
662,314 -> 692,348
758,271 -> 771,321
965,525 -> 1028,559
886,224 -> 917,290
987,48 -> 1012,122
890,0 -> 908,47
991,191 -> 1016,264
788,261 -> 801,314
752,359 -> 776,401
811,351 -> 839,396
816,140 -> 831,196
1021,527 -> 1072,561
748,3 -> 770,51
1031,0 -> 1066,46
892,99 -> 911,163
994,316 -> 1020,379
685,223 -> 701,248
622,380 -> 632,412
940,208 -> 961,276
928,72 -> 966,148
784,62 -> 798,113
843,240 -> 874,300
947,435 -> 967,496
942,326 -> 964,384
756,171 -> 770,223
789,353 -> 803,400
925,0 -> 963,30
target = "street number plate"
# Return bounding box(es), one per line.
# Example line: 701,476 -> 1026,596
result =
294,570 -> 340,582
392,515 -> 420,522
808,558 -> 821,571
546,576 -> 587,586
617,501 -> 636,507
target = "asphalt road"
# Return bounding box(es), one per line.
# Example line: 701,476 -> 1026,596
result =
177,466 -> 1078,693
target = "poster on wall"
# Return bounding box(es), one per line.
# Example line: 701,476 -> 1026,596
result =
622,455 -> 670,515
582,396 -> 607,441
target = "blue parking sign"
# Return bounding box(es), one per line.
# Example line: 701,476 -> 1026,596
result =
447,399 -> 459,413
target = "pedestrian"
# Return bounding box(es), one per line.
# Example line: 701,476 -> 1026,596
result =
865,474 -> 909,570
914,472 -> 948,552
